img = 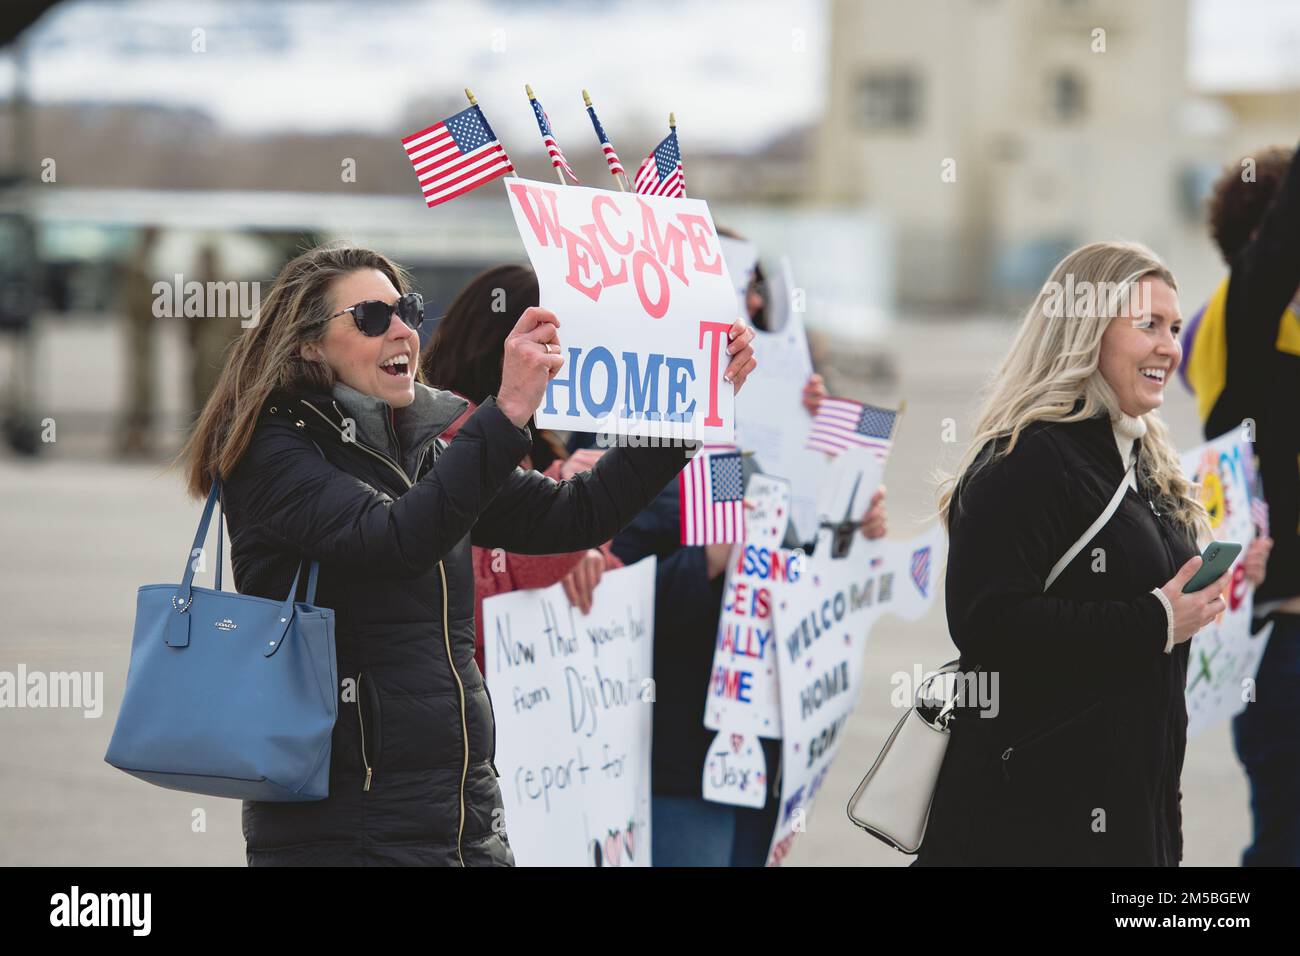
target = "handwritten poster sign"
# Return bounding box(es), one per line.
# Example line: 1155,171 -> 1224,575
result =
700,477 -> 789,807
703,540 -> 802,740
733,258 -> 818,539
1180,431 -> 1274,737
745,474 -> 792,550
505,177 -> 739,442
701,728 -> 769,808
765,522 -> 947,866
699,475 -> 791,742
483,557 -> 657,867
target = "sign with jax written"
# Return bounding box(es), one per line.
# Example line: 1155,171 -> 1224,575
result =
1180,431 -> 1274,737
700,476 -> 791,807
483,557 -> 657,867
766,522 -> 947,866
504,177 -> 739,441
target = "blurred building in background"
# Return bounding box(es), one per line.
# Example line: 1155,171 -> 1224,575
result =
813,0 -> 1300,313
0,0 -> 1297,457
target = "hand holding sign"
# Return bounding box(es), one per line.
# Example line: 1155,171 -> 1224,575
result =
499,306 -> 566,428
725,318 -> 757,392
505,177 -> 747,440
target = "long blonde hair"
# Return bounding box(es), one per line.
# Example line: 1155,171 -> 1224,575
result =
174,244 -> 428,499
936,240 -> 1208,539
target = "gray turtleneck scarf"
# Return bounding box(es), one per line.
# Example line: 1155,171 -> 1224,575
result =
329,380 -> 469,481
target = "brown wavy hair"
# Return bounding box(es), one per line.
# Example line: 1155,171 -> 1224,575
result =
174,244 -> 424,498
1207,145 -> 1293,262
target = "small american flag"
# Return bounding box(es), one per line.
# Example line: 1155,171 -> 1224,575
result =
401,105 -> 514,208
806,398 -> 897,457
586,101 -> 624,178
1251,495 -> 1270,538
910,546 -> 932,597
680,447 -> 746,545
634,129 -> 684,198
528,93 -> 579,184
1249,468 -> 1270,537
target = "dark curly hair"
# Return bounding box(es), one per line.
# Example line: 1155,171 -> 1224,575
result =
1207,145 -> 1294,263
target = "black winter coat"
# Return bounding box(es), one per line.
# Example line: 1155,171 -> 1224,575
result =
915,413 -> 1199,866
223,383 -> 687,865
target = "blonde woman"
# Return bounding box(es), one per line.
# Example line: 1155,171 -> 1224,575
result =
916,241 -> 1229,866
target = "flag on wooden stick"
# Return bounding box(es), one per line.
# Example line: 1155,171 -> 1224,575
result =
583,89 -> 627,188
634,122 -> 684,198
526,84 -> 579,184
400,92 -> 513,208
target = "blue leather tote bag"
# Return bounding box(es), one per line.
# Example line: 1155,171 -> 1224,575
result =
105,479 -> 337,801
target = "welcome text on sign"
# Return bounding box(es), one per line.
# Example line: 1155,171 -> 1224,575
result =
506,179 -> 737,437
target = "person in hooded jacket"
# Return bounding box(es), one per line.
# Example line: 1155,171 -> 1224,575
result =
175,244 -> 757,866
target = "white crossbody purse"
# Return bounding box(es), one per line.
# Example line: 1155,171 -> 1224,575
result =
845,460 -> 1135,854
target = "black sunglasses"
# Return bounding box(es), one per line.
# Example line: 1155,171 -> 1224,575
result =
330,292 -> 424,336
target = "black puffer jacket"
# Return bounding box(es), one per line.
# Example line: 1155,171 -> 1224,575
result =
223,381 -> 687,865
916,412 -> 1199,866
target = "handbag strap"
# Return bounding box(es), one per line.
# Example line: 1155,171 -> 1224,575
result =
173,440 -> 328,611
177,480 -> 223,600
1042,459 -> 1135,593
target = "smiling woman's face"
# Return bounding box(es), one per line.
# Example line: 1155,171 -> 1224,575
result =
302,268 -> 419,408
1097,276 -> 1182,418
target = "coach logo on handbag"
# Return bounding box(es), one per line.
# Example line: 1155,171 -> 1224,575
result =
214,618 -> 238,632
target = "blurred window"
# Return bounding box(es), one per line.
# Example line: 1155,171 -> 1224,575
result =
1048,70 -> 1086,122
1178,161 -> 1220,224
854,69 -> 921,130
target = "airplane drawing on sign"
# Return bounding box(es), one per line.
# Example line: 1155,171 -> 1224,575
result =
818,472 -> 862,561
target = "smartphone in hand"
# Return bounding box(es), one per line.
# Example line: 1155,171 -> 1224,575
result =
1182,541 -> 1243,593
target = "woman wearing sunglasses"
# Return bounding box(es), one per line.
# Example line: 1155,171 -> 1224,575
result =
176,244 -> 757,866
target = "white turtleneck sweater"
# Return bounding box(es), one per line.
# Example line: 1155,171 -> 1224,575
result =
1113,411 -> 1175,654
1112,411 -> 1146,490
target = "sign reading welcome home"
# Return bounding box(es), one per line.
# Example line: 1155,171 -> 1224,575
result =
505,177 -> 739,442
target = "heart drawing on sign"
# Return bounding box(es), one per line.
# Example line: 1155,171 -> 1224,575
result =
605,830 -> 622,867
730,733 -> 744,753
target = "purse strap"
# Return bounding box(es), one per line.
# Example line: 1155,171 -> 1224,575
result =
1042,459 -> 1135,593
173,439 -> 328,612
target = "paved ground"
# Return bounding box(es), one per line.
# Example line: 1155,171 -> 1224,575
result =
0,315 -> 1253,865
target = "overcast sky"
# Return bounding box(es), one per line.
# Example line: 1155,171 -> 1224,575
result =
1,0 -> 1297,151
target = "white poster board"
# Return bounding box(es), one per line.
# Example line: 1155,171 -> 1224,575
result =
702,476 -> 795,741
766,522 -> 947,865
505,177 -> 739,442
1180,432 -> 1274,736
733,258 -> 818,540
483,556 -> 657,866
